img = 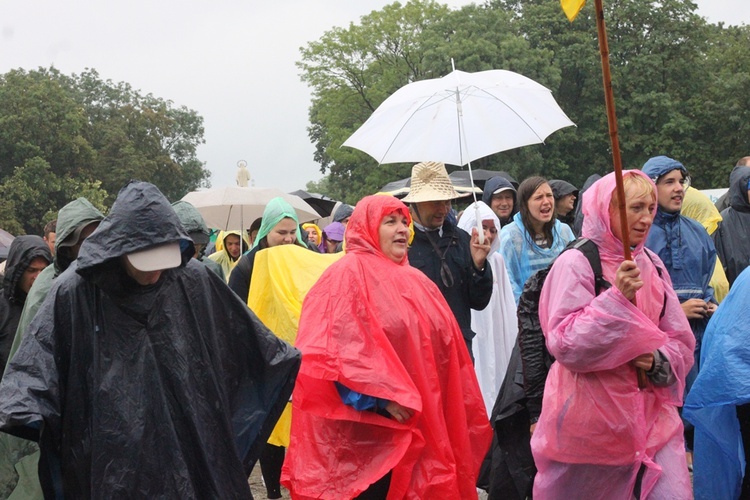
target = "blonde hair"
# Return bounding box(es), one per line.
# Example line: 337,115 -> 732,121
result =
610,172 -> 655,210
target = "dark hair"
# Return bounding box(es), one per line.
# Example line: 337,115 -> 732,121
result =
517,176 -> 555,248
43,219 -> 57,238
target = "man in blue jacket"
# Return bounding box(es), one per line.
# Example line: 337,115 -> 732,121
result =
642,155 -> 717,460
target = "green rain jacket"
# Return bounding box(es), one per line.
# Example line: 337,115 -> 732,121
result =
0,197 -> 103,499
172,200 -> 225,280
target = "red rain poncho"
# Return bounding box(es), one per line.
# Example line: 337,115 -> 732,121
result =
531,171 -> 695,499
281,195 -> 491,499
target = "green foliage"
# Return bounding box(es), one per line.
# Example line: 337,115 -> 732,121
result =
0,157 -> 109,234
300,0 -> 750,201
0,67 -> 209,234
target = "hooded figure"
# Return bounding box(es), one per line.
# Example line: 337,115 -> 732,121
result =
320,221 -> 345,253
642,156 -> 716,369
684,267 -> 750,499
0,182 -> 300,498
229,197 -> 306,304
282,195 -> 491,499
0,236 -> 51,370
531,171 -> 694,499
171,200 -> 224,280
482,176 -> 518,228
207,230 -> 250,282
681,187 -> 730,303
548,179 -> 578,226
331,203 -> 354,225
713,165 -> 750,286
457,202 -> 518,416
0,198 -> 103,499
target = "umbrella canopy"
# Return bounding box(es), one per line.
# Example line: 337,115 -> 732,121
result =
342,68 -> 575,166
449,169 -> 519,191
181,187 -> 320,231
0,229 -> 15,261
379,176 -> 481,199
288,190 -> 338,218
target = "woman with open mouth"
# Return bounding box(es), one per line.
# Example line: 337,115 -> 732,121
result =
499,176 -> 576,304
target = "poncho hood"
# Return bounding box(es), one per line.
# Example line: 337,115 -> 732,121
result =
53,198 -> 105,275
345,195 -> 411,265
252,197 -> 302,249
76,182 -> 194,277
728,165 -> 750,213
2,236 -> 52,304
332,203 -> 354,222
642,155 -> 687,181
458,201 -> 501,254
548,179 -> 578,200
171,200 -> 210,239
581,170 -> 656,262
682,187 -> 722,235
482,176 -> 517,206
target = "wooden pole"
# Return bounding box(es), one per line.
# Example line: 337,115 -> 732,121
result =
593,0 -> 648,389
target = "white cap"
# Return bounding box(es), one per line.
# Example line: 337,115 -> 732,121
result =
126,242 -> 182,272
493,186 -> 514,195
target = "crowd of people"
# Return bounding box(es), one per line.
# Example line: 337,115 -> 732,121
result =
0,155 -> 748,499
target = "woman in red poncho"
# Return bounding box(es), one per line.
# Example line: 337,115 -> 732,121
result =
281,195 -> 491,499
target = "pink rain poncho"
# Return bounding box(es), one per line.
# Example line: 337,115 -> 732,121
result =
531,171 -> 695,499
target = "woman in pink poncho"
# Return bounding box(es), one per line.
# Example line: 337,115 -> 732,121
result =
531,171 -> 695,499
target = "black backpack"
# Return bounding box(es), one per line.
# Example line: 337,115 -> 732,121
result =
517,238 -> 609,420
518,237 -> 666,423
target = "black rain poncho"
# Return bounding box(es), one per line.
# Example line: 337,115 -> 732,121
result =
0,182 -> 301,498
714,165 -> 750,286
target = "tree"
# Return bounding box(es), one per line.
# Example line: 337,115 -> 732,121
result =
301,0 -> 747,200
0,157 -> 108,235
0,68 -> 210,234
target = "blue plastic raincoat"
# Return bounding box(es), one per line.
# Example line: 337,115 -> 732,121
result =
684,267 -> 750,499
499,212 -> 574,303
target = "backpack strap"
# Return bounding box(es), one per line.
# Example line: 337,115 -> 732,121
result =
563,238 -> 611,296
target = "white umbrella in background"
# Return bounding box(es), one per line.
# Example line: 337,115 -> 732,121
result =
343,62 -> 575,240
182,186 -> 320,251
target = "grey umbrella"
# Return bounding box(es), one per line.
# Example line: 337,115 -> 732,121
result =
289,190 -> 338,218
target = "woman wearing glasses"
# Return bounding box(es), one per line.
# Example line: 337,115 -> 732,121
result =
282,195 -> 491,499
499,176 -> 575,304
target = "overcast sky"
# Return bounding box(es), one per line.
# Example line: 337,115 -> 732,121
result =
1,0 -> 747,194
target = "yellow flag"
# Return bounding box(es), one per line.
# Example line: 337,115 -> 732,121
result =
561,0 -> 586,22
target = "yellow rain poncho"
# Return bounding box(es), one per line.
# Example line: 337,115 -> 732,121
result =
247,244 -> 343,446
682,187 -> 729,302
208,230 -> 249,282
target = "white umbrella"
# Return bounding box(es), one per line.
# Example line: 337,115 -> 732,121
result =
343,64 -> 575,240
181,186 -> 320,232
343,67 -> 575,166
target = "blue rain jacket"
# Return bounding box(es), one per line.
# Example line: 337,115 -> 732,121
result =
684,267 -> 750,500
499,212 -> 574,303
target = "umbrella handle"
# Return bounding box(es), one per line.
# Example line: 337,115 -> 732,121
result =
474,204 -> 485,245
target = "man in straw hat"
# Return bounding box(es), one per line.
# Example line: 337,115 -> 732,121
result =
404,161 -> 493,356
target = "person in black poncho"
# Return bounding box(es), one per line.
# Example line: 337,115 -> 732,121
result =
0,181 -> 300,499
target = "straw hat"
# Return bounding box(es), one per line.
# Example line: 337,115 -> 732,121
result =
401,161 -> 461,203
